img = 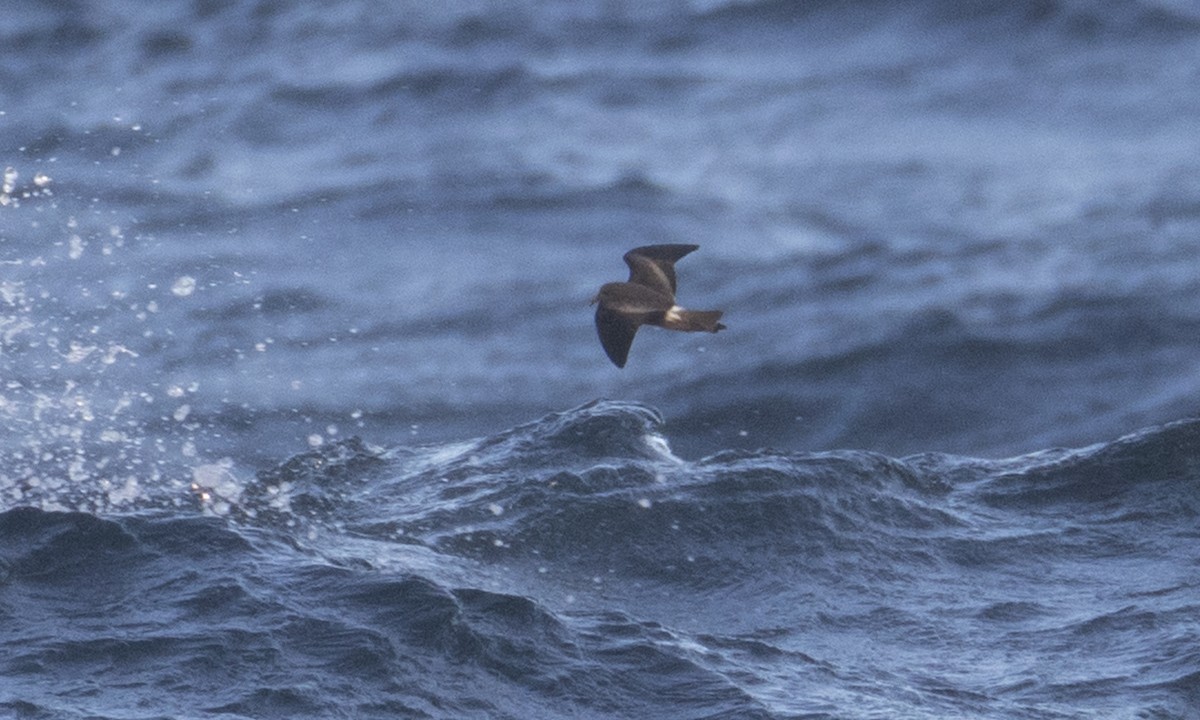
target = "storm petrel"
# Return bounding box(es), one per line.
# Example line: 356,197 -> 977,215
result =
592,244 -> 726,368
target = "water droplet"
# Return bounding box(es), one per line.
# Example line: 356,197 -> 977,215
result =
171,276 -> 196,297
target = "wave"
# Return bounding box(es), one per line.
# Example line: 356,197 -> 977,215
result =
972,418 -> 1200,513
270,63 -> 534,111
4,401 -> 1199,717
0,504 -> 772,719
693,0 -> 1200,40
487,171 -> 673,212
204,401 -> 1198,584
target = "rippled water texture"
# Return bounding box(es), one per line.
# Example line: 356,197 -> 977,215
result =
3,0 -> 1200,717
2,401 -> 1198,718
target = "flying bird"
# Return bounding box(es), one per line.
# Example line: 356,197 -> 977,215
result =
592,244 -> 726,368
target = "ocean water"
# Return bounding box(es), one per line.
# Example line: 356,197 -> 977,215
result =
2,1 -> 1199,718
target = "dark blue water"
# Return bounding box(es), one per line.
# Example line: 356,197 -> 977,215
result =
3,1 -> 1199,717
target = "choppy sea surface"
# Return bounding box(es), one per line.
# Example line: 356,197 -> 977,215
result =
3,1 -> 1199,718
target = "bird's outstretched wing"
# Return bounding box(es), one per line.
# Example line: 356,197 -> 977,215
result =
594,304 -> 639,368
623,244 -> 699,299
